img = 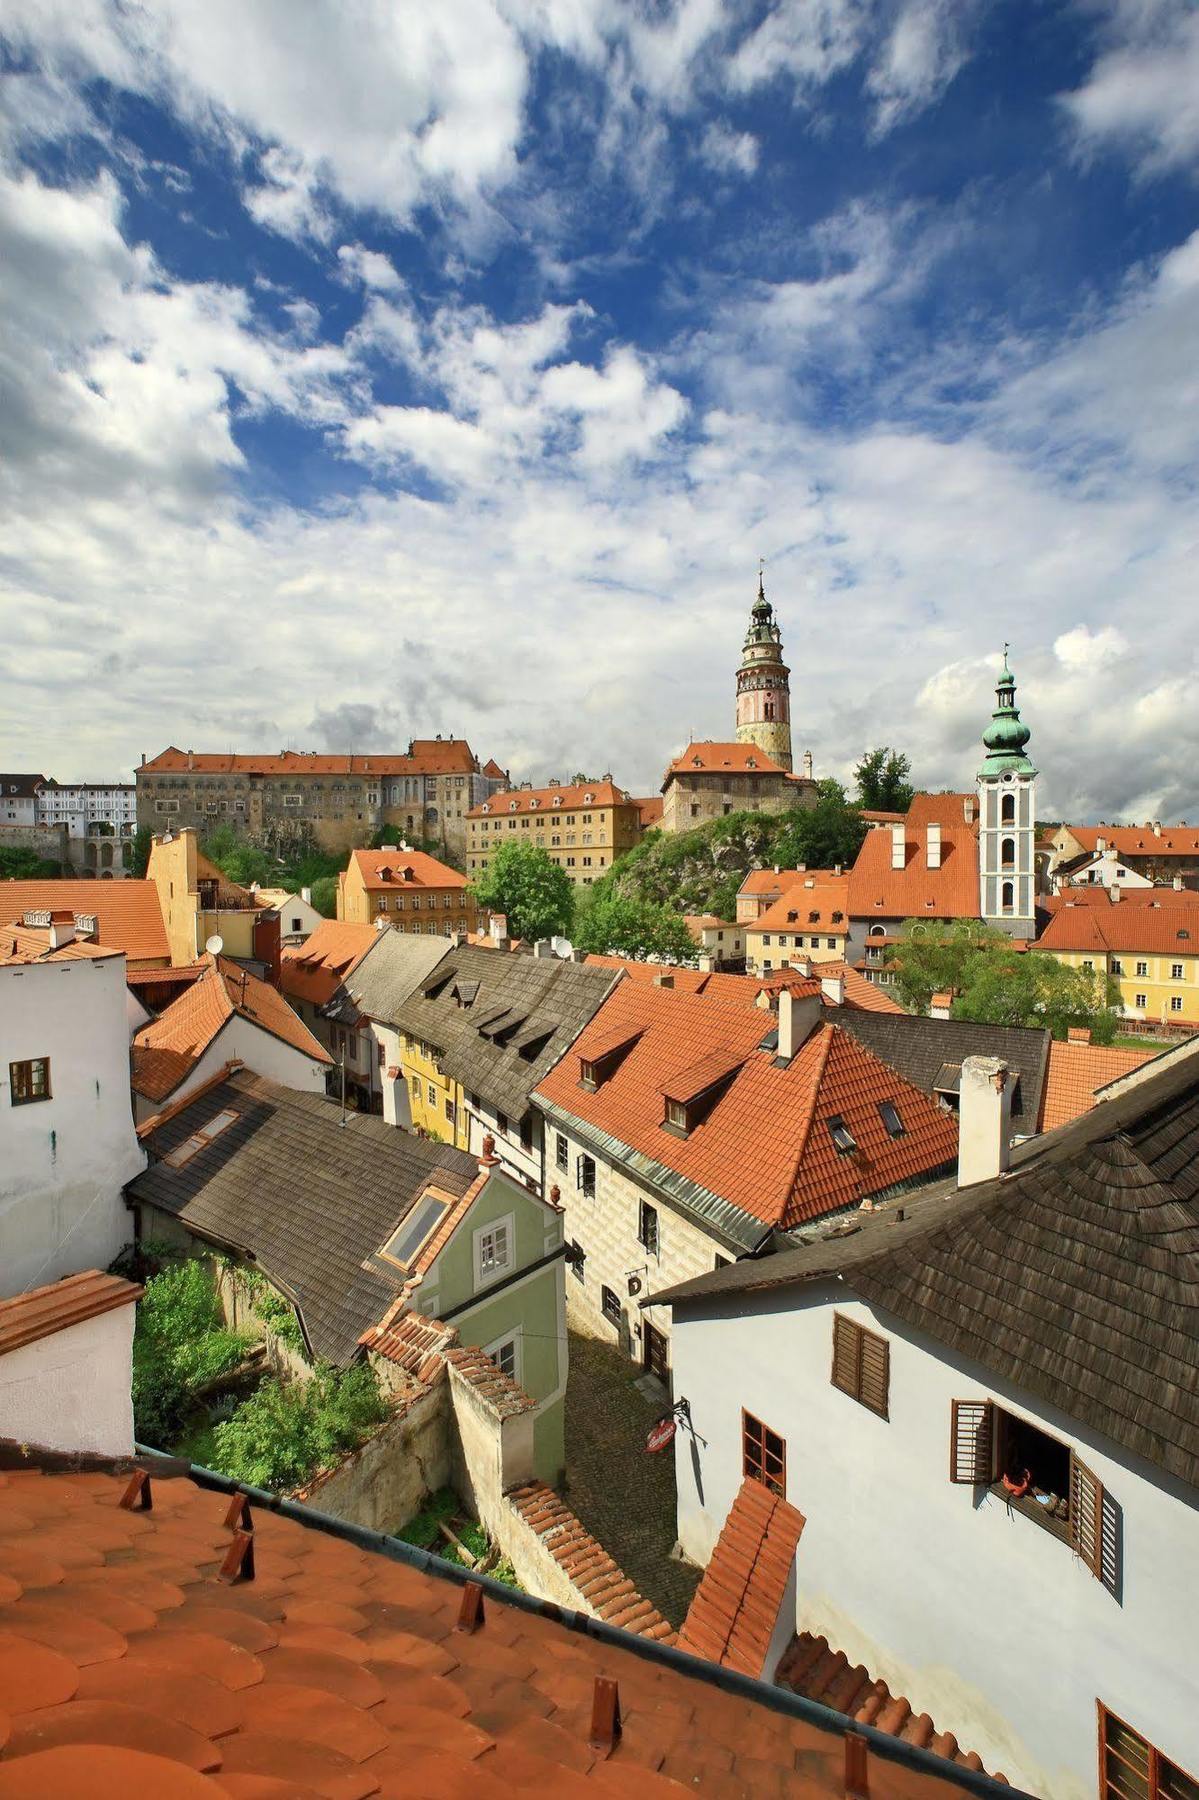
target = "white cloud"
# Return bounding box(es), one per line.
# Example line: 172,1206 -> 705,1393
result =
698,122 -> 760,176
866,0 -> 974,135
336,244 -> 405,292
1063,0 -> 1199,179
1054,624 -> 1129,671
729,0 -> 866,95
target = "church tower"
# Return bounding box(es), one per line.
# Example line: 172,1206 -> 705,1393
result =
977,648 -> 1037,939
735,572 -> 793,771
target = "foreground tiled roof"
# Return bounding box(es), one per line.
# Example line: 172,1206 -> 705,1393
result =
0,1273 -> 141,1357
127,1071 -> 479,1364
141,741 -> 480,775
677,1479 -> 805,1677
348,849 -> 468,891
132,957 -> 331,1101
0,1454 -> 999,1800
1038,900 -> 1199,956
470,780 -> 633,819
848,824 -> 979,920
0,923 -> 120,967
536,983 -> 958,1233
663,740 -> 787,779
279,919 -> 378,1009
1062,824 -> 1199,859
1039,1037 -> 1158,1132
651,1050 -> 1199,1490
0,880 -> 169,965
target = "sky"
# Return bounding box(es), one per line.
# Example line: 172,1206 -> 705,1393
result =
0,1 -> 1197,820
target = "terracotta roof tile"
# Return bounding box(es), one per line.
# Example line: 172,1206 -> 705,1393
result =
132,957 -> 331,1101
848,824 -> 979,920
535,984 -> 959,1230
506,1482 -> 674,1639
0,1273 -> 142,1358
279,920 -> 378,1009
141,743 -> 480,776
738,867 -> 805,897
664,740 -> 786,777
752,871 -> 850,936
633,795 -> 664,828
1063,824 -> 1199,859
1037,901 -> 1199,957
0,924 -> 120,967
348,849 -> 468,891
677,1478 -> 805,1678
469,781 -> 633,819
1039,1039 -> 1157,1132
0,881 -> 169,966
905,793 -> 978,832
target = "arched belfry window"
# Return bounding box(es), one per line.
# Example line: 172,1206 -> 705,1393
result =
1001,792 -> 1016,824
1001,880 -> 1015,913
1000,836 -> 1016,869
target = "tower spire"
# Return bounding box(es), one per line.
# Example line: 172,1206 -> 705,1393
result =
736,568 -> 793,772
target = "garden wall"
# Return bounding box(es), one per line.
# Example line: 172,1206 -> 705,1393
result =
303,1380 -> 451,1534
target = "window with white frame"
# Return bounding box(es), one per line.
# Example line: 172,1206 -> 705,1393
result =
475,1213 -> 514,1284
1171,963 -> 1185,980
484,1330 -> 521,1385
1135,993 -> 1148,1009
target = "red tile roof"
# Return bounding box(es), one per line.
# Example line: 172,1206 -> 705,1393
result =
1037,902 -> 1199,956
141,742 -> 480,775
582,954 -> 904,1015
279,920 -> 378,1008
0,923 -> 120,967
681,914 -> 736,933
751,872 -> 850,937
0,1273 -> 141,1358
535,983 -> 959,1229
634,795 -> 664,828
905,793 -> 978,832
664,741 -> 786,778
1039,1039 -> 1158,1132
132,957 -> 331,1101
677,1478 -> 805,1677
1063,824 -> 1199,859
507,1481 -> 676,1640
848,824 -> 979,920
0,881 -> 169,966
738,867 -> 804,898
0,1454 -> 988,1799
1042,886 -> 1199,911
481,757 -> 509,780
348,849 -> 468,891
758,963 -> 906,1015
469,781 -> 633,820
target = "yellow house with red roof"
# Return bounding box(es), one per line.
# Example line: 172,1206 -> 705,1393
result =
467,778 -> 643,891
338,847 -> 475,936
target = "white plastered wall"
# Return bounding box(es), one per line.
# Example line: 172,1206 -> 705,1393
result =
0,1305 -> 136,1456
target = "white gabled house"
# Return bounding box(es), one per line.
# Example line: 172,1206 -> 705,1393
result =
653,1048 -> 1199,1800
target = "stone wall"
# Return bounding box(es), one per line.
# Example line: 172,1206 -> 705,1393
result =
301,1379 -> 452,1534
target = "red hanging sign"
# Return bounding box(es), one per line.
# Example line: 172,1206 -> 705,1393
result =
645,1417 -> 677,1454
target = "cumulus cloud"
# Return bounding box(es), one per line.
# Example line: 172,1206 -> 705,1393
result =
1062,0 -> 1199,179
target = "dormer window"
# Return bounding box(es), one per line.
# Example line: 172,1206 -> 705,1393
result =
509,800 -> 517,811
664,1097 -> 690,1134
832,911 -> 844,923
482,803 -> 491,814
660,1047 -> 743,1136
827,1115 -> 858,1155
808,911 -> 819,923
577,1026 -> 642,1091
579,1058 -> 598,1092
584,793 -> 593,804
878,1101 -> 905,1139
530,798 -> 540,809
553,795 -> 563,807
747,758 -> 757,769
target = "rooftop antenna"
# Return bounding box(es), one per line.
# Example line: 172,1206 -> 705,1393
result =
339,1047 -> 348,1126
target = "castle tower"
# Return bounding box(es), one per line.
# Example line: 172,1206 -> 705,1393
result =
977,648 -> 1037,939
735,573 -> 793,771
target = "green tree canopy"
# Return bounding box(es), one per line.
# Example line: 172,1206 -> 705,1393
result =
953,950 -> 1121,1043
885,919 -> 1011,1014
573,891 -> 697,962
200,823 -> 277,890
772,780 -> 868,873
308,874 -> 339,918
854,747 -> 915,813
130,825 -> 153,878
212,1362 -> 388,1492
0,845 -> 62,880
470,841 -> 575,941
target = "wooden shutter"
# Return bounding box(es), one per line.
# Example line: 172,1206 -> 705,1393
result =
1070,1454 -> 1120,1592
859,1330 -> 890,1419
950,1400 -> 994,1483
831,1314 -> 860,1397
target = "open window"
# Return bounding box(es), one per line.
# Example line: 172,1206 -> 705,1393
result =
826,1114 -> 858,1155
1100,1706 -> 1198,1800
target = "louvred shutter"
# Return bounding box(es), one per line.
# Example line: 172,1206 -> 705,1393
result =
950,1400 -> 994,1483
1070,1454 -> 1120,1592
831,1314 -> 860,1398
859,1332 -> 890,1419
575,1154 -> 584,1190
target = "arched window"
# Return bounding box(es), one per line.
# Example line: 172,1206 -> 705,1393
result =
1001,792 -> 1016,824
869,924 -> 887,938
1001,880 -> 1014,913
1000,836 -> 1016,869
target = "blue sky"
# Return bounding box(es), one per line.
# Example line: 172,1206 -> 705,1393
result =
1,1 -> 1197,818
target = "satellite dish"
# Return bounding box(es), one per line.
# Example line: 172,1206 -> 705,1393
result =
205,934 -> 224,957
161,831 -> 173,843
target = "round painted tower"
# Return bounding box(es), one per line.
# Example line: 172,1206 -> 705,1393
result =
735,573 -> 793,771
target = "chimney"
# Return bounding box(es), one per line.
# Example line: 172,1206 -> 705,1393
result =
140,752 -> 146,767
1110,885 -> 1121,903
654,972 -> 675,989
301,886 -> 312,905
802,750 -> 814,780
1067,1026 -> 1092,1045
187,750 -> 195,770
833,863 -> 843,877
1153,821 -> 1162,837
963,796 -> 975,825
927,823 -> 942,870
534,938 -> 552,959
891,823 -> 906,870
804,876 -> 815,888
929,990 -> 952,1019
820,972 -> 845,1007
697,952 -> 717,972
958,1057 -> 1012,1188
47,911 -> 76,948
790,955 -> 813,978
1096,836 -> 1106,853
777,988 -> 822,1059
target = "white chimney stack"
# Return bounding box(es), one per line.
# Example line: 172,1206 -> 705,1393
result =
891,823 -> 906,870
534,939 -> 552,959
47,913 -> 77,949
958,1057 -> 1012,1188
963,796 -> 975,825
927,823 -> 942,870
301,886 -> 312,905
777,987 -> 821,1059
929,991 -> 952,1019
820,972 -> 845,1007
1174,876 -> 1184,892
802,750 -> 814,780
1110,885 -> 1122,904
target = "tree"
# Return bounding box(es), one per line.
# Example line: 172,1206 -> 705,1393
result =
573,891 -> 697,962
885,919 -> 1011,1014
0,844 -> 61,880
201,824 -> 276,890
954,951 -> 1121,1042
470,842 -> 574,941
772,780 -> 868,873
309,875 -> 339,918
854,748 -> 915,813
130,825 -> 153,878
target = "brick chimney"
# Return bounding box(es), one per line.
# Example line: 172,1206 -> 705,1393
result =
654,972 -> 675,989
927,823 -> 942,870
929,990 -> 953,1019
958,1057 -> 1012,1188
1067,1026 -> 1092,1045
891,823 -> 906,870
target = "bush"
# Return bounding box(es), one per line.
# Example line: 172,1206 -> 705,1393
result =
132,1259 -> 252,1448
235,1268 -> 308,1357
211,1362 -> 389,1492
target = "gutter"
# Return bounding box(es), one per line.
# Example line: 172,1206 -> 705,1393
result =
133,1444 -> 1033,1800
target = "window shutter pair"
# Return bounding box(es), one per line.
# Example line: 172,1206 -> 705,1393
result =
831,1314 -> 890,1418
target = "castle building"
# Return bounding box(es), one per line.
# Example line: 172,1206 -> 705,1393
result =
735,574 -> 793,772
977,649 -> 1037,939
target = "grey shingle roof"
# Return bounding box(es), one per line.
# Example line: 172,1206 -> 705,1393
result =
342,929 -> 455,1025
650,1051 -> 1199,1490
834,1012 -> 1051,1130
126,1071 -> 478,1365
393,946 -> 619,1119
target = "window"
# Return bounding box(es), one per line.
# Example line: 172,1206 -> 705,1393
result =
496,1110 -> 509,1136
569,1239 -> 586,1282
411,1076 -> 420,1098
485,1332 -> 520,1384
161,1107 -> 240,1168
664,1096 -> 690,1135
1000,836 -> 1016,869
427,1082 -> 437,1105
1136,960 -> 1148,977
831,1315 -> 890,1418
1001,792 -> 1016,824
475,1214 -> 513,1283
601,1285 -> 622,1327
579,1059 -> 598,1092
290,916 -> 302,932
1135,993 -> 1148,1009
742,1410 -> 786,1497
1001,880 -> 1015,912
826,1114 -> 857,1155
1111,958 -> 1123,975
1171,997 -> 1183,1013
949,1399 -> 1120,1588
380,1193 -> 449,1268
1100,1707 -> 1199,1800
1082,959 -> 1093,972
878,1100 -> 905,1139
9,1058 -> 51,1105
576,1153 -> 596,1198
445,1097 -> 456,1126
556,1132 -> 569,1172
1171,963 -> 1185,980
639,1200 -> 660,1258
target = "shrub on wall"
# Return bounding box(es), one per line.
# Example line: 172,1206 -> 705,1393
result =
132,1259 -> 252,1448
211,1362 -> 389,1493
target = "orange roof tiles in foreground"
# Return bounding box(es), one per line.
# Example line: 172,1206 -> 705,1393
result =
347,849 -> 468,890
0,1273 -> 141,1358
536,981 -> 959,1231
280,920 -> 378,1008
677,1478 -> 806,1678
0,880 -> 170,966
847,824 -> 980,921
132,956 -> 331,1102
0,1452 -> 1005,1800
1039,1037 -> 1158,1133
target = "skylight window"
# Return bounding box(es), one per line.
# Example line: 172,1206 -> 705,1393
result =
162,1107 -> 239,1169
380,1193 -> 449,1268
826,1115 -> 858,1155
878,1101 -> 905,1139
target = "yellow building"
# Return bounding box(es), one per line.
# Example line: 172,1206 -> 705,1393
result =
337,848 -> 475,936
397,1028 -> 464,1144
1038,895 -> 1199,1026
466,778 -> 642,890
744,871 -> 851,975
146,828 -> 269,968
